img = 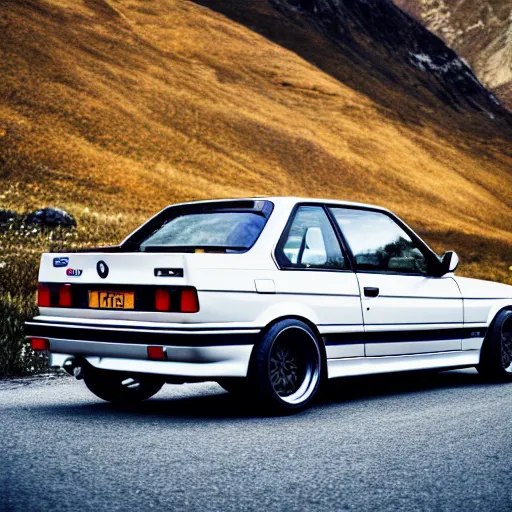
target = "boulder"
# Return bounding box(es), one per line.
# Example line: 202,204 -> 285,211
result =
0,209 -> 19,224
25,207 -> 76,228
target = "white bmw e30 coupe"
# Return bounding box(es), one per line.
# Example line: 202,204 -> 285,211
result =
26,197 -> 512,413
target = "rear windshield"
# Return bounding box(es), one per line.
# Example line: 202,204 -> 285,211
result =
124,200 -> 274,253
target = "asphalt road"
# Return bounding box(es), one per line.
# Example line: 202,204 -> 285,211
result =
1,370 -> 511,512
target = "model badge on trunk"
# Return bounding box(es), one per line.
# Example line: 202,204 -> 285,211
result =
97,260 -> 109,279
53,257 -> 69,267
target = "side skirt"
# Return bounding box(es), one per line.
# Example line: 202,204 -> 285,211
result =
327,350 -> 480,379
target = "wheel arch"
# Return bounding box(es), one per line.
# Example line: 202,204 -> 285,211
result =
485,301 -> 512,327
480,305 -> 512,365
261,314 -> 322,340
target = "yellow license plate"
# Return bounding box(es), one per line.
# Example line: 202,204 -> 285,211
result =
88,291 -> 135,310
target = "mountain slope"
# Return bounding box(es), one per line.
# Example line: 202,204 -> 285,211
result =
393,0 -> 512,108
0,0 -> 511,283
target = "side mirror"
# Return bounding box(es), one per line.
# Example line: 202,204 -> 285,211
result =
440,251 -> 459,275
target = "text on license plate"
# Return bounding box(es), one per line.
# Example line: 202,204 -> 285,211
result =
88,291 -> 135,309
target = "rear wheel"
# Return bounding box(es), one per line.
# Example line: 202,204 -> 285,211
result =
249,319 -> 323,414
84,367 -> 164,404
477,309 -> 512,382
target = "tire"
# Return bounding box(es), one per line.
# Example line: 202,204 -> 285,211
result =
84,367 -> 164,404
477,309 -> 512,382
249,319 -> 323,414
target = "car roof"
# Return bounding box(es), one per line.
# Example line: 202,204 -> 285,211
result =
165,196 -> 391,213
252,197 -> 390,211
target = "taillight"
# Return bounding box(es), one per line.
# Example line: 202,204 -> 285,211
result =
181,288 -> 199,313
154,288 -> 199,312
155,289 -> 171,311
38,283 -> 73,307
30,337 -> 50,351
59,284 -> 72,307
37,284 -> 51,307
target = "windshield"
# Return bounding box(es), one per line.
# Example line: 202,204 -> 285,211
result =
125,200 -> 274,253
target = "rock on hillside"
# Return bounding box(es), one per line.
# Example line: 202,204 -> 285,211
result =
392,0 -> 512,109
0,209 -> 19,224
25,208 -> 76,228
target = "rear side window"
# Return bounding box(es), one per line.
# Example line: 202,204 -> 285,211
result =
276,206 -> 347,270
329,208 -> 429,274
125,200 -> 273,253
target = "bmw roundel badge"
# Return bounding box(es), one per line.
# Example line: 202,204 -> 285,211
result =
97,260 -> 109,279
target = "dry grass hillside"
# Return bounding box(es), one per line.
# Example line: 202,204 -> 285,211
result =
393,0 -> 512,108
0,0 -> 511,374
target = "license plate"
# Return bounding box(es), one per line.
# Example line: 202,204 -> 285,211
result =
88,291 -> 135,310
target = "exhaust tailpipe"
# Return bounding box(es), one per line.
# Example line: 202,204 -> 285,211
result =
62,357 -> 85,380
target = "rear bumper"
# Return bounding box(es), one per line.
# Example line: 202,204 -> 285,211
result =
25,319 -> 258,378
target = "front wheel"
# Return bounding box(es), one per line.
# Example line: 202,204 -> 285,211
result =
249,319 -> 323,414
477,309 -> 512,382
84,367 -> 164,404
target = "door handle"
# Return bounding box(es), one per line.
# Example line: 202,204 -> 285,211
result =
364,287 -> 379,298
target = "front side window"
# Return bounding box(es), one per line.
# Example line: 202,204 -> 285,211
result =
276,206 -> 347,270
329,208 -> 429,274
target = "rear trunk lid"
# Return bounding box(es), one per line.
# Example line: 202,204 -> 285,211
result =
39,252 -> 190,286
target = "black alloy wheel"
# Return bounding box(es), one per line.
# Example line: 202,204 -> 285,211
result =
250,319 -> 323,413
477,309 -> 512,382
84,366 -> 164,404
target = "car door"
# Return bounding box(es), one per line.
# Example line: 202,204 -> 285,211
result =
328,207 -> 463,356
273,205 -> 365,359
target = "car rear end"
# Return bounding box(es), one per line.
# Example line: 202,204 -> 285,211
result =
25,199 -> 275,383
